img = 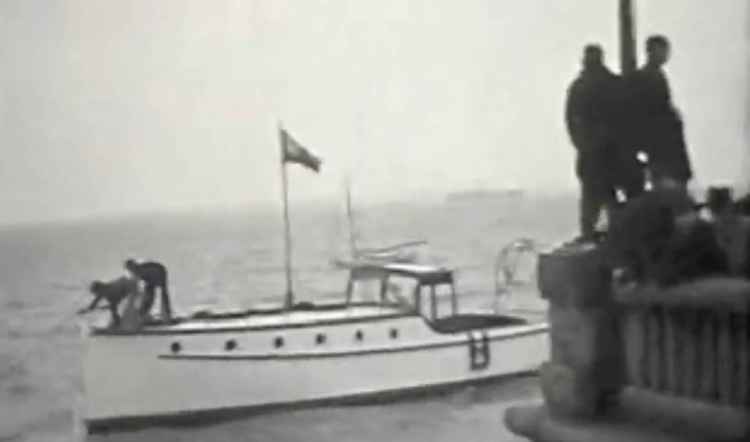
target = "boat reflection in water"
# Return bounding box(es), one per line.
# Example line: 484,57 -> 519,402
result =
82,262 -> 548,433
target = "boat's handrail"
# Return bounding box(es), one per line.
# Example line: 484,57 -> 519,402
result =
495,237 -> 540,296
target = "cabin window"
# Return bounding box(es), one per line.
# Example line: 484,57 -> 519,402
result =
170,342 -> 181,354
274,336 -> 284,348
355,330 -> 364,341
389,328 -> 399,339
225,339 -> 237,351
315,333 -> 326,344
385,275 -> 418,308
417,282 -> 453,320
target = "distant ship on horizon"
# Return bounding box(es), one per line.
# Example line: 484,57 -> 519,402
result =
445,187 -> 525,203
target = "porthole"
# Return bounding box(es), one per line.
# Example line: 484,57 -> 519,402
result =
389,328 -> 399,339
355,330 -> 364,341
170,342 -> 181,354
225,339 -> 237,351
274,336 -> 284,348
315,333 -> 326,344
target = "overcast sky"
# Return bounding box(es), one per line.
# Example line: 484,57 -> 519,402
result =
1,0 -> 747,223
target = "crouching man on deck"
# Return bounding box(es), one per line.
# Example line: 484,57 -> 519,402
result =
124,259 -> 173,321
78,276 -> 144,330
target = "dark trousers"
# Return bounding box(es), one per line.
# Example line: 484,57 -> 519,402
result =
644,117 -> 693,186
140,284 -> 172,318
580,179 -> 614,239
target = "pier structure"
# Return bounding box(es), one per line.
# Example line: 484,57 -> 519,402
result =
505,243 -> 750,441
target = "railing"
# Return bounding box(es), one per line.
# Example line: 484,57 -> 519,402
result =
505,245 -> 750,442
494,237 -> 541,296
617,278 -> 750,407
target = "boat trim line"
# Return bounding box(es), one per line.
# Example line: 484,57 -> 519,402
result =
156,324 -> 549,361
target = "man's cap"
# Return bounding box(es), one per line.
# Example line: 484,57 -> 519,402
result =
646,35 -> 670,50
584,44 -> 603,57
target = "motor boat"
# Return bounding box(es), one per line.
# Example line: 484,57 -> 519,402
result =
81,261 -> 548,433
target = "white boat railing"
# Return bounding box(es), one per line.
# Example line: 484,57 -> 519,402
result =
494,237 -> 540,297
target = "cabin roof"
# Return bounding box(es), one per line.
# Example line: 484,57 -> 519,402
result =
349,262 -> 454,285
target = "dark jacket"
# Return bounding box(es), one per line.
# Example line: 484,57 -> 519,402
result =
565,65 -> 622,183
626,66 -> 693,181
130,261 -> 168,288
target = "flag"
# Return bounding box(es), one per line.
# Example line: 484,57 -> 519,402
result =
280,128 -> 322,173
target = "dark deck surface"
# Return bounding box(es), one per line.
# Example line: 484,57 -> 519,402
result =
430,314 -> 527,333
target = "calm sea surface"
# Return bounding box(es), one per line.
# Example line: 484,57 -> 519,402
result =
0,195 -> 576,442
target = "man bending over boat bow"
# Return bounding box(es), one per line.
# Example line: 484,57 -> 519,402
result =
78,276 -> 141,329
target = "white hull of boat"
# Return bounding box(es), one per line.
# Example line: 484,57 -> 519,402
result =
83,306 -> 547,430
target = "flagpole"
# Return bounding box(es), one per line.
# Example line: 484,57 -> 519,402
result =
279,125 -> 294,309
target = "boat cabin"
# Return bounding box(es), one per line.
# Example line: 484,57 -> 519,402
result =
344,261 -> 528,332
345,262 -> 458,320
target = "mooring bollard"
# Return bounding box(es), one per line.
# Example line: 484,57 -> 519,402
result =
536,243 -> 623,419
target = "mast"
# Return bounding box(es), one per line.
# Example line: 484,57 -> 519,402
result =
619,0 -> 637,75
345,179 -> 357,259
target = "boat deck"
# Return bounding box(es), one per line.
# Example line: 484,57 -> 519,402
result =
178,304 -> 406,328
429,314 -> 527,333
92,303 -> 412,335
90,299 -> 546,336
